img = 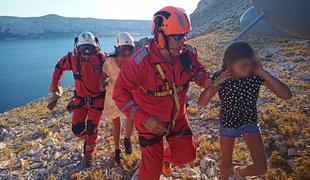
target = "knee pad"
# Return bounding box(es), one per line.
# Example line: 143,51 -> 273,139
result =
86,120 -> 98,136
72,122 -> 85,135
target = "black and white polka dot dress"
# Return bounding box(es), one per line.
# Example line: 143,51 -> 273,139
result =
213,72 -> 264,129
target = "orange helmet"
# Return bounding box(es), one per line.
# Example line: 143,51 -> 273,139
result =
151,6 -> 191,49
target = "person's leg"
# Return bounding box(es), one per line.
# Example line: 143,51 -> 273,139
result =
164,135 -> 197,165
71,108 -> 88,139
124,118 -> 134,154
112,116 -> 122,164
219,135 -> 235,180
125,118 -> 134,139
237,132 -> 267,177
84,108 -> 102,157
138,138 -> 163,180
112,117 -> 121,150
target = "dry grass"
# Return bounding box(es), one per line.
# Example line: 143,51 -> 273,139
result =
0,30 -> 309,179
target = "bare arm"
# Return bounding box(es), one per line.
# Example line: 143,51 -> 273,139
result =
197,89 -> 215,106
100,62 -> 109,91
197,70 -> 232,106
255,64 -> 292,100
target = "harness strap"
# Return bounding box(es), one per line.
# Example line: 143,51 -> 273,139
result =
169,82 -> 181,133
139,82 -> 189,97
139,136 -> 163,148
97,54 -> 104,68
139,51 -> 194,97
155,64 -> 169,91
138,127 -> 192,148
67,52 -> 72,69
73,54 -> 104,95
166,126 -> 193,138
139,49 -> 194,132
68,91 -> 105,111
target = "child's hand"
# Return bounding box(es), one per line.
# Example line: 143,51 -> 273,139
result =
217,70 -> 232,85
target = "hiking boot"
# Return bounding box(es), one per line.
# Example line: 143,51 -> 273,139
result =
124,137 -> 132,154
115,148 -> 121,164
84,156 -> 92,168
83,141 -> 93,168
162,161 -> 172,177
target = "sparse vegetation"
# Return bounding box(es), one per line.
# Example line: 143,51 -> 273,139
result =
0,29 -> 309,179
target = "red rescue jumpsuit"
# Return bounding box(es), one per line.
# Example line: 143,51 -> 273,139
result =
51,52 -> 106,157
113,40 -> 213,179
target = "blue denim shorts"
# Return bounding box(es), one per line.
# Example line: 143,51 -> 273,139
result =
219,122 -> 261,138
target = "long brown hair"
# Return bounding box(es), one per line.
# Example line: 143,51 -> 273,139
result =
222,42 -> 254,71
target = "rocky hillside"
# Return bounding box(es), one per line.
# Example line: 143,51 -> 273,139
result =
0,0 -> 310,179
0,30 -> 309,179
0,14 -> 151,40
190,0 -> 251,37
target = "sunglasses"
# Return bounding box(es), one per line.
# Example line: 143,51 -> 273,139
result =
78,44 -> 97,56
170,33 -> 187,41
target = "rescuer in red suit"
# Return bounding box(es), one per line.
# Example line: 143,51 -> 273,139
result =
113,6 -> 217,179
49,31 -> 107,167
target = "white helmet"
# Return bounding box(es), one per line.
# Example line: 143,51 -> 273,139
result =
76,31 -> 98,47
114,32 -> 135,48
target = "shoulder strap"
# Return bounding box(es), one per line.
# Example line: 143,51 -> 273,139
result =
67,52 -> 72,70
155,64 -> 169,91
76,55 -> 81,74
97,53 -> 104,68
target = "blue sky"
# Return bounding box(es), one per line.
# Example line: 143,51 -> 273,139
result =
0,0 -> 200,20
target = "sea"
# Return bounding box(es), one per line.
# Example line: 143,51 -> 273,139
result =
0,36 -> 147,113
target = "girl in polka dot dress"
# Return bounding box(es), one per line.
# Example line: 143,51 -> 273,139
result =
198,42 -> 292,179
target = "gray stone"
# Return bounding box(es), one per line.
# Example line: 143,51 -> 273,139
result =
0,125 -> 8,141
287,159 -> 295,168
26,132 -> 42,141
301,73 -> 310,81
265,54 -> 273,61
184,167 -> 201,179
27,150 -> 36,156
287,148 -> 297,156
0,142 -> 6,149
294,55 -> 305,62
275,142 -> 287,154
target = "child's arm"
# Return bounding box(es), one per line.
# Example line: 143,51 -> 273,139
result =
255,63 -> 292,100
197,88 -> 215,106
197,70 -> 232,106
100,62 -> 109,91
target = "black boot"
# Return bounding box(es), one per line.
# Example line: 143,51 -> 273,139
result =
84,156 -> 92,168
83,141 -> 92,168
124,137 -> 132,154
115,148 -> 121,164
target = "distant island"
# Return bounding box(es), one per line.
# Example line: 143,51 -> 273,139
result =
0,14 -> 151,40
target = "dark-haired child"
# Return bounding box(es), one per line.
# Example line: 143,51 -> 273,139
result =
198,42 -> 292,179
